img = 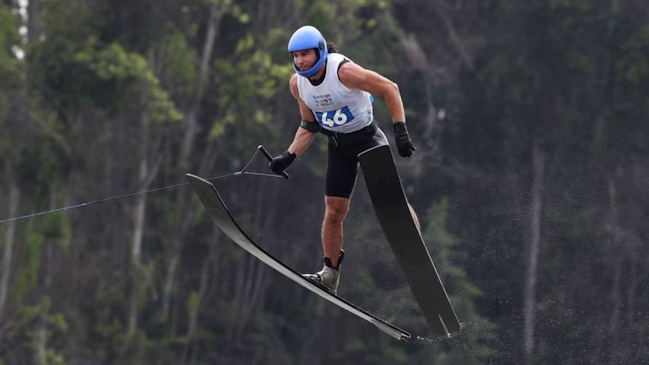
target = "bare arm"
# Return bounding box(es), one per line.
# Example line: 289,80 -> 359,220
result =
287,74 -> 318,157
338,62 -> 406,124
339,62 -> 416,157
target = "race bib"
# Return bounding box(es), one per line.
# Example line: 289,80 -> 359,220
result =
315,106 -> 355,128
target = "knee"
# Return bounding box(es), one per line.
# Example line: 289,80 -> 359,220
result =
324,197 -> 349,224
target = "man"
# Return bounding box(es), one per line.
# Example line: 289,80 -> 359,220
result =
269,25 -> 417,294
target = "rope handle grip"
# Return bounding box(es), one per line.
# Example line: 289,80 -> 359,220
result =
257,145 -> 290,180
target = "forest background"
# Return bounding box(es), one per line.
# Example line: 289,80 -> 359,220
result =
1,0 -> 648,364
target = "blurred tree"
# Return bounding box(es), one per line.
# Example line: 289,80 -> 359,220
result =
2,0 -> 649,364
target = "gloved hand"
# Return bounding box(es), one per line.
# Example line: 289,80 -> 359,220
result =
393,122 -> 416,157
269,151 -> 296,175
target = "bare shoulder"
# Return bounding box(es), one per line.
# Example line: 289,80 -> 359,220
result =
338,61 -> 394,95
338,62 -> 371,89
289,74 -> 299,97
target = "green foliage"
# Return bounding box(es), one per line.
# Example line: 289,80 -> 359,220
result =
186,291 -> 200,321
40,0 -> 94,40
295,0 -> 386,45
42,213 -> 73,248
617,26 -> 649,90
302,1 -> 337,36
160,27 -> 197,100
422,197 -> 496,361
31,0 -> 182,123
423,197 -> 459,264
13,213 -> 72,304
11,303 -> 42,337
0,3 -> 21,126
209,0 -> 249,24
73,38 -> 182,123
48,313 -> 69,333
5,296 -> 69,364
5,0 -> 649,364
212,33 -> 293,142
13,233 -> 44,303
17,135 -> 75,205
0,3 -> 20,84
45,349 -> 68,365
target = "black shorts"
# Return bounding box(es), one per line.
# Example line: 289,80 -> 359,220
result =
325,124 -> 388,198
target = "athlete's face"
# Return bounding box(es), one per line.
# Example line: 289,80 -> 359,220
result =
292,49 -> 318,71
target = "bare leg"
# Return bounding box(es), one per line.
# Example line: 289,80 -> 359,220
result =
322,196 -> 350,267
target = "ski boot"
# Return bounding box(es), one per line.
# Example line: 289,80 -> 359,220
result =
303,250 -> 345,295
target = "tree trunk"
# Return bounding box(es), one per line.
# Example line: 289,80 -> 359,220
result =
0,183 -> 19,321
160,2 -> 225,322
606,176 -> 622,364
433,0 -> 474,71
524,138 -> 544,364
594,0 -> 620,143
125,48 -> 163,341
226,179 -> 277,341
181,235 -> 218,365
35,307 -> 48,365
179,1 -> 223,167
35,233 -> 54,365
27,0 -> 42,43
125,110 -> 150,340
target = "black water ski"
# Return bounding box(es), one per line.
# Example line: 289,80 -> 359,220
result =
187,174 -> 411,341
358,145 -> 461,336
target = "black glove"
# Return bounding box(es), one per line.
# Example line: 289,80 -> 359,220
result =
269,151 -> 296,175
393,122 -> 416,157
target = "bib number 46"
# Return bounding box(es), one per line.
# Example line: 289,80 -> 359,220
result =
316,106 -> 355,128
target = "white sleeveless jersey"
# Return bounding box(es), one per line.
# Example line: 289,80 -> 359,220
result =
296,53 -> 373,133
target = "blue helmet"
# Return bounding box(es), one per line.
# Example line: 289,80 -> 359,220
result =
288,26 -> 328,78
